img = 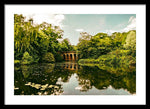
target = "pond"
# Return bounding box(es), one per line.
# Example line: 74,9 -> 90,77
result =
14,61 -> 136,95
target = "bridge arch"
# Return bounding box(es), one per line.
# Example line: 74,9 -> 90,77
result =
61,51 -> 79,61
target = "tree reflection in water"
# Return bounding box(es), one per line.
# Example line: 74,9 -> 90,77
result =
14,62 -> 136,95
78,63 -> 136,94
14,63 -> 72,95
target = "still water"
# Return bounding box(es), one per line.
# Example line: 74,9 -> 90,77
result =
14,62 -> 136,95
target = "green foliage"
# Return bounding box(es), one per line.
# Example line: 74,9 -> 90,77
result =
14,14 -> 136,68
94,33 -> 108,38
87,47 -> 97,58
59,38 -> 75,52
124,30 -> 136,50
77,32 -> 115,59
14,14 -> 39,60
55,53 -> 63,62
77,30 -> 136,71
42,52 -> 55,63
21,52 -> 34,64
14,60 -> 21,65
78,59 -> 99,64
14,14 -> 70,63
98,49 -> 136,66
79,48 -> 136,71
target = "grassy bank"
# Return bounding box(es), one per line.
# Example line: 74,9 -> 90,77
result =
79,49 -> 135,66
78,49 -> 136,75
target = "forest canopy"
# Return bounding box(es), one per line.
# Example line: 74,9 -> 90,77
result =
77,30 -> 136,67
14,14 -> 136,67
14,14 -> 75,64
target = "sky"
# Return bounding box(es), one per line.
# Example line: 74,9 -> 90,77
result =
23,14 -> 136,45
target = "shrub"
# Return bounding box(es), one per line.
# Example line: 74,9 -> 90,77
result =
21,52 -> 34,64
55,53 -> 63,62
78,59 -> 99,64
42,52 -> 55,63
129,57 -> 136,66
14,60 -> 20,64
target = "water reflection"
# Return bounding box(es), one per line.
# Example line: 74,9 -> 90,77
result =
14,62 -> 136,95
55,62 -> 79,70
78,65 -> 136,94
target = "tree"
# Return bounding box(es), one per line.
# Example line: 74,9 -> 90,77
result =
124,30 -> 136,50
59,38 -> 74,52
124,30 -> 136,57
14,14 -> 64,63
14,14 -> 39,60
77,32 -> 114,59
21,51 -> 34,64
42,52 -> 55,63
77,32 -> 92,58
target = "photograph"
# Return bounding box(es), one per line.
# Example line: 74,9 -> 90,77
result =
4,5 -> 146,105
14,14 -> 136,95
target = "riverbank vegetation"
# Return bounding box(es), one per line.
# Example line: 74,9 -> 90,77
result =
14,14 -> 136,69
14,14 -> 75,64
77,30 -> 136,68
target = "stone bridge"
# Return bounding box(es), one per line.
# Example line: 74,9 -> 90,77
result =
61,51 -> 79,61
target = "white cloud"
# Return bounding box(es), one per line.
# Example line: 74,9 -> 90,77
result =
22,13 -> 65,28
75,29 -> 84,32
105,30 -> 116,35
128,16 -> 135,23
122,16 -> 136,32
105,16 -> 136,35
53,14 -> 65,28
54,14 -> 65,21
